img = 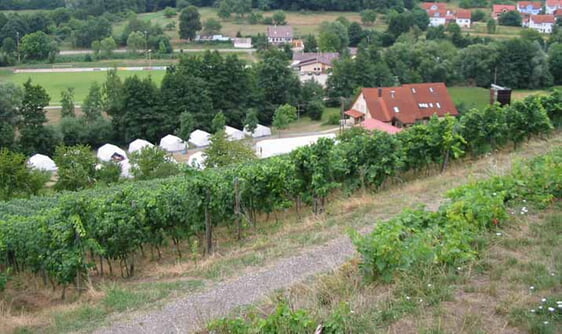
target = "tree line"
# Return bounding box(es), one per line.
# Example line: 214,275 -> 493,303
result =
0,88 -> 560,295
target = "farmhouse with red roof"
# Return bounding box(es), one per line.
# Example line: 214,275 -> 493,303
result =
546,0 -> 562,14
526,14 -> 556,33
517,1 -> 542,15
345,83 -> 458,130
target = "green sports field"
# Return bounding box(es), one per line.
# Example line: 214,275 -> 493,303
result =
0,70 -> 167,104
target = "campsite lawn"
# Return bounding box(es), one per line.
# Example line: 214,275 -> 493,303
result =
0,70 -> 167,104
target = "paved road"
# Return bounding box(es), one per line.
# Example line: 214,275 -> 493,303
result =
59,48 -> 256,56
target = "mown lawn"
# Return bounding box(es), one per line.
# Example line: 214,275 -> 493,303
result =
0,70 -> 167,104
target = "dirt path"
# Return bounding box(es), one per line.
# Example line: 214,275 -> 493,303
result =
95,233 -> 358,333
94,134 -> 562,334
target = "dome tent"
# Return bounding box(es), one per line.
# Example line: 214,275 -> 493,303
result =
225,125 -> 246,141
244,124 -> 272,138
189,129 -> 211,147
97,144 -> 128,162
187,151 -> 206,169
27,154 -> 57,172
159,134 -> 186,153
128,139 -> 154,153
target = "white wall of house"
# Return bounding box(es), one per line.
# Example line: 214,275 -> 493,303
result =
528,21 -> 554,33
300,62 -> 332,73
546,4 -> 562,14
456,18 -> 471,27
429,17 -> 447,26
352,93 -> 370,118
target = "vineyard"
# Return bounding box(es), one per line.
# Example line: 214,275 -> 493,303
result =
209,146 -> 562,333
0,91 -> 561,298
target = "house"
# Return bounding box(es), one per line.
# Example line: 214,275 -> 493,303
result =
428,9 -> 456,26
517,1 -> 542,15
292,39 -> 304,52
233,38 -> 252,48
528,14 -> 555,33
345,83 -> 458,129
456,9 -> 472,28
267,25 -> 293,45
421,2 -> 446,11
554,8 -> 562,18
360,118 -> 402,134
196,34 -> 231,42
493,4 -> 517,19
292,52 -> 340,74
546,0 -> 562,14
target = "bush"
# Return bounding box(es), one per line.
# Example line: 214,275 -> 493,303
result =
472,9 -> 486,22
324,112 -> 341,125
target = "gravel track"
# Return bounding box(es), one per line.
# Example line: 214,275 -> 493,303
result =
95,232 -> 359,334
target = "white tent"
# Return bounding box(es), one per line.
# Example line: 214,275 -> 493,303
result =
97,144 -> 128,162
244,124 -> 272,138
119,159 -> 133,179
225,125 -> 246,141
27,154 -> 57,172
187,151 -> 206,169
189,129 -> 211,147
255,134 -> 336,159
128,139 -> 154,153
159,134 -> 186,153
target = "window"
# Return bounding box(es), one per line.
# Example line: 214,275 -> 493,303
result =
429,87 -> 434,93
411,88 -> 416,93
436,102 -> 441,109
393,106 -> 400,113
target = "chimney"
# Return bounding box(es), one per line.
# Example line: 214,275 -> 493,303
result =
378,87 -> 382,97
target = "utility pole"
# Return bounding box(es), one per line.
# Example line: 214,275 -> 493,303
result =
144,30 -> 148,63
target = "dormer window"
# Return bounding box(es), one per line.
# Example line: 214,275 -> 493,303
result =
436,102 -> 441,109
429,87 -> 435,93
393,106 -> 400,113
411,88 -> 416,93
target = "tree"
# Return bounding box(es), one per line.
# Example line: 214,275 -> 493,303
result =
99,36 -> 116,58
20,31 -> 58,60
456,43 -> 498,87
203,18 -> 222,35
303,34 -> 318,52
164,7 -> 177,18
129,146 -> 180,180
472,9 -> 486,22
179,5 -> 202,40
127,31 -> 145,53
0,148 -> 48,200
360,9 -> 377,26
53,144 -> 97,191
82,82 -> 103,122
498,11 -> 522,26
20,79 -> 49,129
549,43 -> 562,84
0,82 -> 22,149
487,18 -> 496,34
212,111 -> 226,133
348,22 -> 364,47
217,0 -> 232,20
272,104 -> 297,135
244,109 -> 258,134
232,0 -> 252,17
319,21 -> 349,52
272,10 -> 286,25
204,130 -> 256,168
60,88 -> 75,118
177,111 -> 195,141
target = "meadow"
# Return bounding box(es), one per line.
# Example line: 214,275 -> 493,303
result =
0,70 -> 167,104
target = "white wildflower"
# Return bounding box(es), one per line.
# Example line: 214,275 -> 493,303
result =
543,321 -> 549,325
548,307 -> 555,312
406,296 -> 410,300
539,306 -> 544,310
427,284 -> 432,288
531,309 -> 536,313
496,232 -> 502,236
529,286 -> 535,290
542,298 -> 547,303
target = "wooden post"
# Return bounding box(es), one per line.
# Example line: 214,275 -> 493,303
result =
205,190 -> 213,255
234,178 -> 242,241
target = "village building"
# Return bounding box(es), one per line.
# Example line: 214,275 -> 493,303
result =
546,0 -> 562,14
492,4 -> 517,19
292,52 -> 340,74
517,1 -> 543,15
526,14 -> 556,33
267,25 -> 293,45
455,9 -> 472,28
233,37 -> 252,48
345,83 -> 458,130
421,2 -> 446,11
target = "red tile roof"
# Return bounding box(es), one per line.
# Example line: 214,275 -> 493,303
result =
361,119 -> 402,134
493,4 -> 517,17
421,2 -> 446,11
546,0 -> 562,6
358,83 -> 458,126
345,109 -> 364,119
456,9 -> 472,19
517,1 -> 543,9
554,9 -> 562,16
267,25 -> 293,38
530,14 -> 556,23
